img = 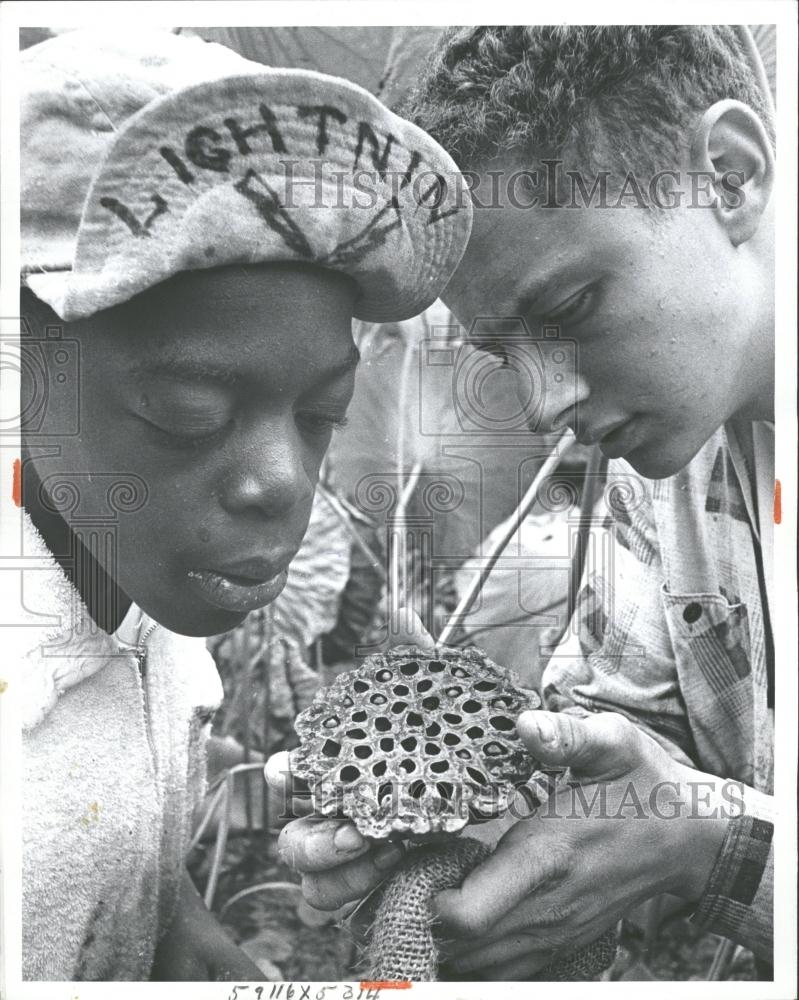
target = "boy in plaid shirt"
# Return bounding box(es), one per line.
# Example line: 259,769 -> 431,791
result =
273,26 -> 778,979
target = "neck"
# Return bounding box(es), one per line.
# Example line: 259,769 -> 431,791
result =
22,455 -> 131,633
735,279 -> 774,423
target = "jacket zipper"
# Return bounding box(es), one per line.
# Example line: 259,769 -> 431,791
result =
135,621 -> 159,768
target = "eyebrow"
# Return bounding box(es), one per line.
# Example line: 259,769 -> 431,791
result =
129,343 -> 361,385
315,343 -> 361,384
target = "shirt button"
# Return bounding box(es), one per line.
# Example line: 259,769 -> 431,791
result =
683,602 -> 702,624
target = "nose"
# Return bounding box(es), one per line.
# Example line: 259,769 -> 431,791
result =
220,414 -> 314,519
512,343 -> 591,434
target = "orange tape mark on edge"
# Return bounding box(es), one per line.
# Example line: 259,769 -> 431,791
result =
12,458 -> 21,507
360,982 -> 412,990
774,478 -> 781,524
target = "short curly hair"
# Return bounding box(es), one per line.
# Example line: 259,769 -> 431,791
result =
403,26 -> 775,178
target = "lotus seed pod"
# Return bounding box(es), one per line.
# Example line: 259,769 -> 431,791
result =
289,645 -> 541,838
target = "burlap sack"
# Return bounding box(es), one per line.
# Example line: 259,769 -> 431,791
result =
365,838 -> 617,982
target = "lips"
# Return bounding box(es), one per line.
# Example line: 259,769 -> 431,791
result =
598,420 -> 636,458
573,418 -> 635,456
187,558 -> 290,613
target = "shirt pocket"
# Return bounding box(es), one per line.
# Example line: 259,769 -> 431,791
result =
662,587 -> 752,688
661,586 -> 754,779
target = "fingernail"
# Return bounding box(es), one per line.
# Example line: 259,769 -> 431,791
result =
333,824 -> 365,852
373,843 -> 404,870
535,713 -> 559,745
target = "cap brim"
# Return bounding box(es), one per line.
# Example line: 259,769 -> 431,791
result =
25,67 -> 472,324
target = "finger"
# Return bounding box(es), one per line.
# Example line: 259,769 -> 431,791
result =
387,605 -> 436,650
343,874 -> 389,943
264,750 -> 292,798
444,933 -> 542,975
432,829 -> 569,938
277,816 -> 370,872
442,888 -> 570,957
478,949 -> 551,981
301,841 -> 406,910
264,751 -> 313,819
516,711 -> 645,780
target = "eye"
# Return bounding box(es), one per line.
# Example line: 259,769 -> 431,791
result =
543,284 -> 598,328
295,411 -> 349,437
137,417 -> 232,451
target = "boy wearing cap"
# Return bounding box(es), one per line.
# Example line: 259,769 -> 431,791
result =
15,29 -> 470,980
272,25 -> 777,979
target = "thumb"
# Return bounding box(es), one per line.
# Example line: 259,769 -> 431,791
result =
516,710 -> 645,781
386,605 -> 436,651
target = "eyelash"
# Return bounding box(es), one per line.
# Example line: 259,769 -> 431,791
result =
143,420 -> 232,452
296,412 -> 350,437
139,410 -> 349,451
544,284 -> 598,327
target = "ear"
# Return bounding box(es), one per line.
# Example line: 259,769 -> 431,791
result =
689,99 -> 774,246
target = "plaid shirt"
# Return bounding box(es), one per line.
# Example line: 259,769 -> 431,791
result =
542,421 -> 774,961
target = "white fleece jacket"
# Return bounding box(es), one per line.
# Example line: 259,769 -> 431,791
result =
15,514 -> 223,981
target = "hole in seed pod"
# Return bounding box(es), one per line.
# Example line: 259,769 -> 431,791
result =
370,694 -> 387,706
354,745 -> 372,759
353,680 -> 369,693
444,686 -> 463,698
400,759 -> 416,773
400,736 -> 418,751
474,680 -> 497,692
443,733 -> 460,746
490,715 -> 515,732
428,660 -> 446,673
375,717 -> 392,732
483,741 -> 506,756
462,699 -> 481,713
377,782 -> 393,804
340,765 -> 361,783
443,713 -> 462,725
393,684 -> 410,696
399,661 -> 419,676
292,776 -> 311,795
406,711 -> 424,727
430,759 -> 449,773
436,781 -> 455,800
451,666 -> 468,679
322,740 -> 341,757
409,780 -> 426,799
323,716 -> 339,729
376,668 -> 393,682
416,678 -> 434,693
422,696 -> 440,710
391,701 -> 408,714
346,728 -> 367,740
342,696 -> 354,707
456,748 -> 472,759
379,737 -> 395,752
424,742 -> 441,756
465,726 -> 484,739
351,710 -> 368,723
466,766 -> 489,786
372,760 -> 387,777
425,722 -> 442,737
491,696 -> 512,710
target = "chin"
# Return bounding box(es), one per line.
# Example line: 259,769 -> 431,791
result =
623,442 -> 698,480
140,598 -> 247,638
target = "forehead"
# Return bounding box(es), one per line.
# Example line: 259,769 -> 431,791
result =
444,179 -> 655,321
84,263 -> 359,387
